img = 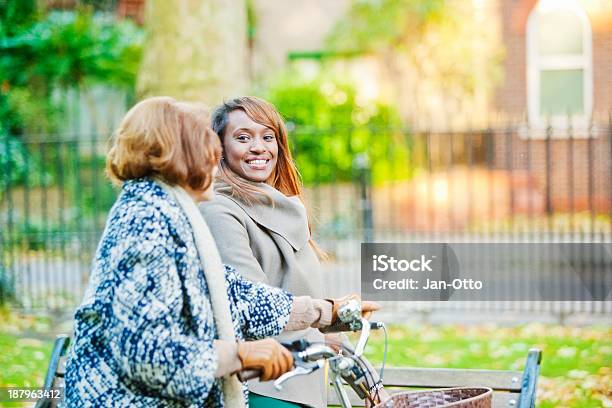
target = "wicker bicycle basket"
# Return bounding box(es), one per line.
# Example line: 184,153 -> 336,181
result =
374,387 -> 493,408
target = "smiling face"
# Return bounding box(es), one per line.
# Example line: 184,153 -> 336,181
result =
222,109 -> 278,183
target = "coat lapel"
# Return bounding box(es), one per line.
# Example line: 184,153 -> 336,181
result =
214,182 -> 310,251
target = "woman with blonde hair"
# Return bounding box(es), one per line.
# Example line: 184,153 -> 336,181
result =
201,96 -> 382,408
63,96 -> 371,407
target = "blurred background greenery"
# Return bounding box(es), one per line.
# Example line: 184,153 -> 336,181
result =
0,1 -> 611,406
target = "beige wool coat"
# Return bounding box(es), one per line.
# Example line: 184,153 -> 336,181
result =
200,182 -> 327,408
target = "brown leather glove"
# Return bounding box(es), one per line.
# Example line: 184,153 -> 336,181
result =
327,294 -> 381,324
236,339 -> 294,382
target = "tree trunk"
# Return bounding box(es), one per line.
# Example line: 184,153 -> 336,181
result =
137,0 -> 248,107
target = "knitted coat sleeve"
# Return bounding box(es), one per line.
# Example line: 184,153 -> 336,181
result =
224,265 -> 293,340
105,207 -> 218,403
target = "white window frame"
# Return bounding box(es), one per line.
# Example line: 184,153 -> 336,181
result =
526,0 -> 593,134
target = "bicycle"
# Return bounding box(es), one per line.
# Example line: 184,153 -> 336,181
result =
239,299 -> 389,408
239,300 -> 494,408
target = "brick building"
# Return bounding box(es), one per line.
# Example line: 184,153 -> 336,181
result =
490,0 -> 612,215
496,0 -> 612,120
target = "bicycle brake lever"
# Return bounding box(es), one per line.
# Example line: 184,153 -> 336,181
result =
354,318 -> 370,357
273,360 -> 325,390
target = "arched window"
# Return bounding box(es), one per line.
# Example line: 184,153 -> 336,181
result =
527,0 -> 592,128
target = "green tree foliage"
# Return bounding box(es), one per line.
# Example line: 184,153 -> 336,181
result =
0,1 -> 143,208
0,2 -> 143,134
266,75 -> 410,185
0,131 -> 30,191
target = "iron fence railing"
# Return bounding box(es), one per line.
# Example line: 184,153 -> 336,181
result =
1,119 -> 611,315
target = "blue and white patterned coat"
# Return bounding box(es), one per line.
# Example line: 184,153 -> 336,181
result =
63,178 -> 293,407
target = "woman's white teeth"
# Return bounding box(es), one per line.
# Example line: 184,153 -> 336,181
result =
248,160 -> 267,165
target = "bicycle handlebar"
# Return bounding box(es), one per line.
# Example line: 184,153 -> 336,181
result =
236,319 -> 383,381
320,320 -> 384,333
236,294 -> 382,401
236,342 -> 337,382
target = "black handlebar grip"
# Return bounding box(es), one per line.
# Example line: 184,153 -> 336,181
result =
237,369 -> 261,382
319,321 -> 357,333
370,321 -> 383,329
320,321 -> 383,333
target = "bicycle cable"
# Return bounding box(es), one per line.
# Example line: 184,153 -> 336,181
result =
380,322 -> 388,380
312,339 -> 378,397
309,340 -> 374,378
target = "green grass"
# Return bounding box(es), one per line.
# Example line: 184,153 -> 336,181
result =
357,324 -> 611,408
0,334 -> 50,387
0,310 -> 609,407
0,310 -> 54,408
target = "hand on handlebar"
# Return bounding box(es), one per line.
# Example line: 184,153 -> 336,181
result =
327,294 -> 381,324
237,339 -> 294,381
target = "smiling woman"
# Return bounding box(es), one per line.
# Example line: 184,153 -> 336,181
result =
222,109 -> 279,183
202,96 -> 328,407
209,96 -> 302,206
201,96 -> 384,408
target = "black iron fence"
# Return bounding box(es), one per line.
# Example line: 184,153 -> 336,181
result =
1,119 -> 611,314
